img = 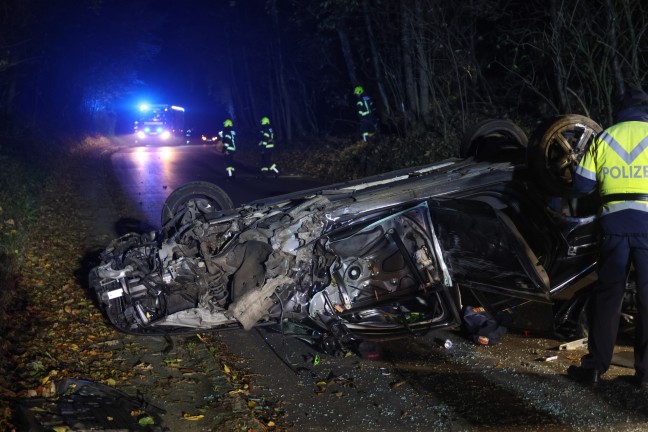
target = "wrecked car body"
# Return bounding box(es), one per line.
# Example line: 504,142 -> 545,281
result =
90,115 -> 619,352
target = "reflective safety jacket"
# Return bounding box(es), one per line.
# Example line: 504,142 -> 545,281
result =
356,95 -> 375,118
260,125 -> 274,150
222,126 -> 236,152
575,120 -> 648,215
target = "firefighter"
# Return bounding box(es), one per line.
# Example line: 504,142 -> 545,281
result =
354,86 -> 378,141
568,87 -> 648,387
259,116 -> 279,176
221,118 -> 236,178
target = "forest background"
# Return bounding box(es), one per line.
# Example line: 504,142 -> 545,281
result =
1,0 -> 646,159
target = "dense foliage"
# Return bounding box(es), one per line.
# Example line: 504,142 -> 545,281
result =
1,0 -> 648,155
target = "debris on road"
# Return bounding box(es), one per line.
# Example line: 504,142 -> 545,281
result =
558,338 -> 588,351
11,379 -> 165,431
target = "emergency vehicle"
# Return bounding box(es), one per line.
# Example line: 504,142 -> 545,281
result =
134,104 -> 185,143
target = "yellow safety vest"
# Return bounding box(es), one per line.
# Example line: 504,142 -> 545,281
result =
576,121 -> 648,214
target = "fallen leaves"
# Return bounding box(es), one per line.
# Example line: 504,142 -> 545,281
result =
182,411 -> 205,421
311,371 -> 356,397
390,380 -> 407,388
133,361 -> 153,371
0,145 -> 287,431
0,159 -> 132,428
39,370 -> 58,385
163,357 -> 183,367
138,416 -> 156,426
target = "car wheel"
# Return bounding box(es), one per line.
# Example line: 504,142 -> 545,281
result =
161,181 -> 234,228
460,119 -> 528,159
527,115 -> 602,197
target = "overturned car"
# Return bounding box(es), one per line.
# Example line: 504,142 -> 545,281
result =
90,115 -> 619,352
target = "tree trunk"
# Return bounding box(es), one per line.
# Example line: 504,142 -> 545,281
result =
239,42 -> 258,128
269,0 -> 293,143
550,0 -> 568,112
362,0 -> 390,117
401,0 -> 417,125
607,0 -> 623,98
414,0 -> 431,127
336,27 -> 358,87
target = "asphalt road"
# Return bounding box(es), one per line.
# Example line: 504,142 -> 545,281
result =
109,135 -> 324,230
103,137 -> 648,431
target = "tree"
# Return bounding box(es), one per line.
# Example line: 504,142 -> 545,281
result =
0,0 -> 41,124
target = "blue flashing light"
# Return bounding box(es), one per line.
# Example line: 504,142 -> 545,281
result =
156,126 -> 163,133
171,105 -> 185,112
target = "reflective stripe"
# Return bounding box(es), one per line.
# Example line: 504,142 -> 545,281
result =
600,200 -> 648,216
578,122 -> 648,197
357,98 -> 371,116
575,164 -> 597,180
599,131 -> 648,164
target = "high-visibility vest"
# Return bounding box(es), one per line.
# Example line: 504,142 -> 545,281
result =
223,127 -> 236,152
356,96 -> 373,117
576,120 -> 648,214
260,126 -> 274,149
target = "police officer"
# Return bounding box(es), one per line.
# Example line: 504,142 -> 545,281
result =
568,87 -> 648,386
259,116 -> 279,176
354,86 -> 378,141
221,118 -> 236,178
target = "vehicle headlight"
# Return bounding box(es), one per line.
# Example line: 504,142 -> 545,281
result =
137,131 -> 146,139
160,131 -> 171,140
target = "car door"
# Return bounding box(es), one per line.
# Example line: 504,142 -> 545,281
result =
428,198 -> 552,302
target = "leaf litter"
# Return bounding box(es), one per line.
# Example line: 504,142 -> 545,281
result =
0,143 -> 286,431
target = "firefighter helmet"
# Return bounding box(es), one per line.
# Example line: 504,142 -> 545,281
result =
223,119 -> 233,127
261,116 -> 270,125
354,86 -> 364,95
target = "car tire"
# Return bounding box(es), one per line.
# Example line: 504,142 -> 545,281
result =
527,115 -> 602,197
161,181 -> 234,227
460,119 -> 528,159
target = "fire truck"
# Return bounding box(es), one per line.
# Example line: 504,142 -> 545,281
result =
134,104 -> 185,143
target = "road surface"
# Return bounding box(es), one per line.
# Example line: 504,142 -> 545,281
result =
109,139 -> 324,230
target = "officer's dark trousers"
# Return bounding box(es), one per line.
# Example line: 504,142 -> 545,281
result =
261,150 -> 272,170
583,233 -> 648,379
225,151 -> 234,170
